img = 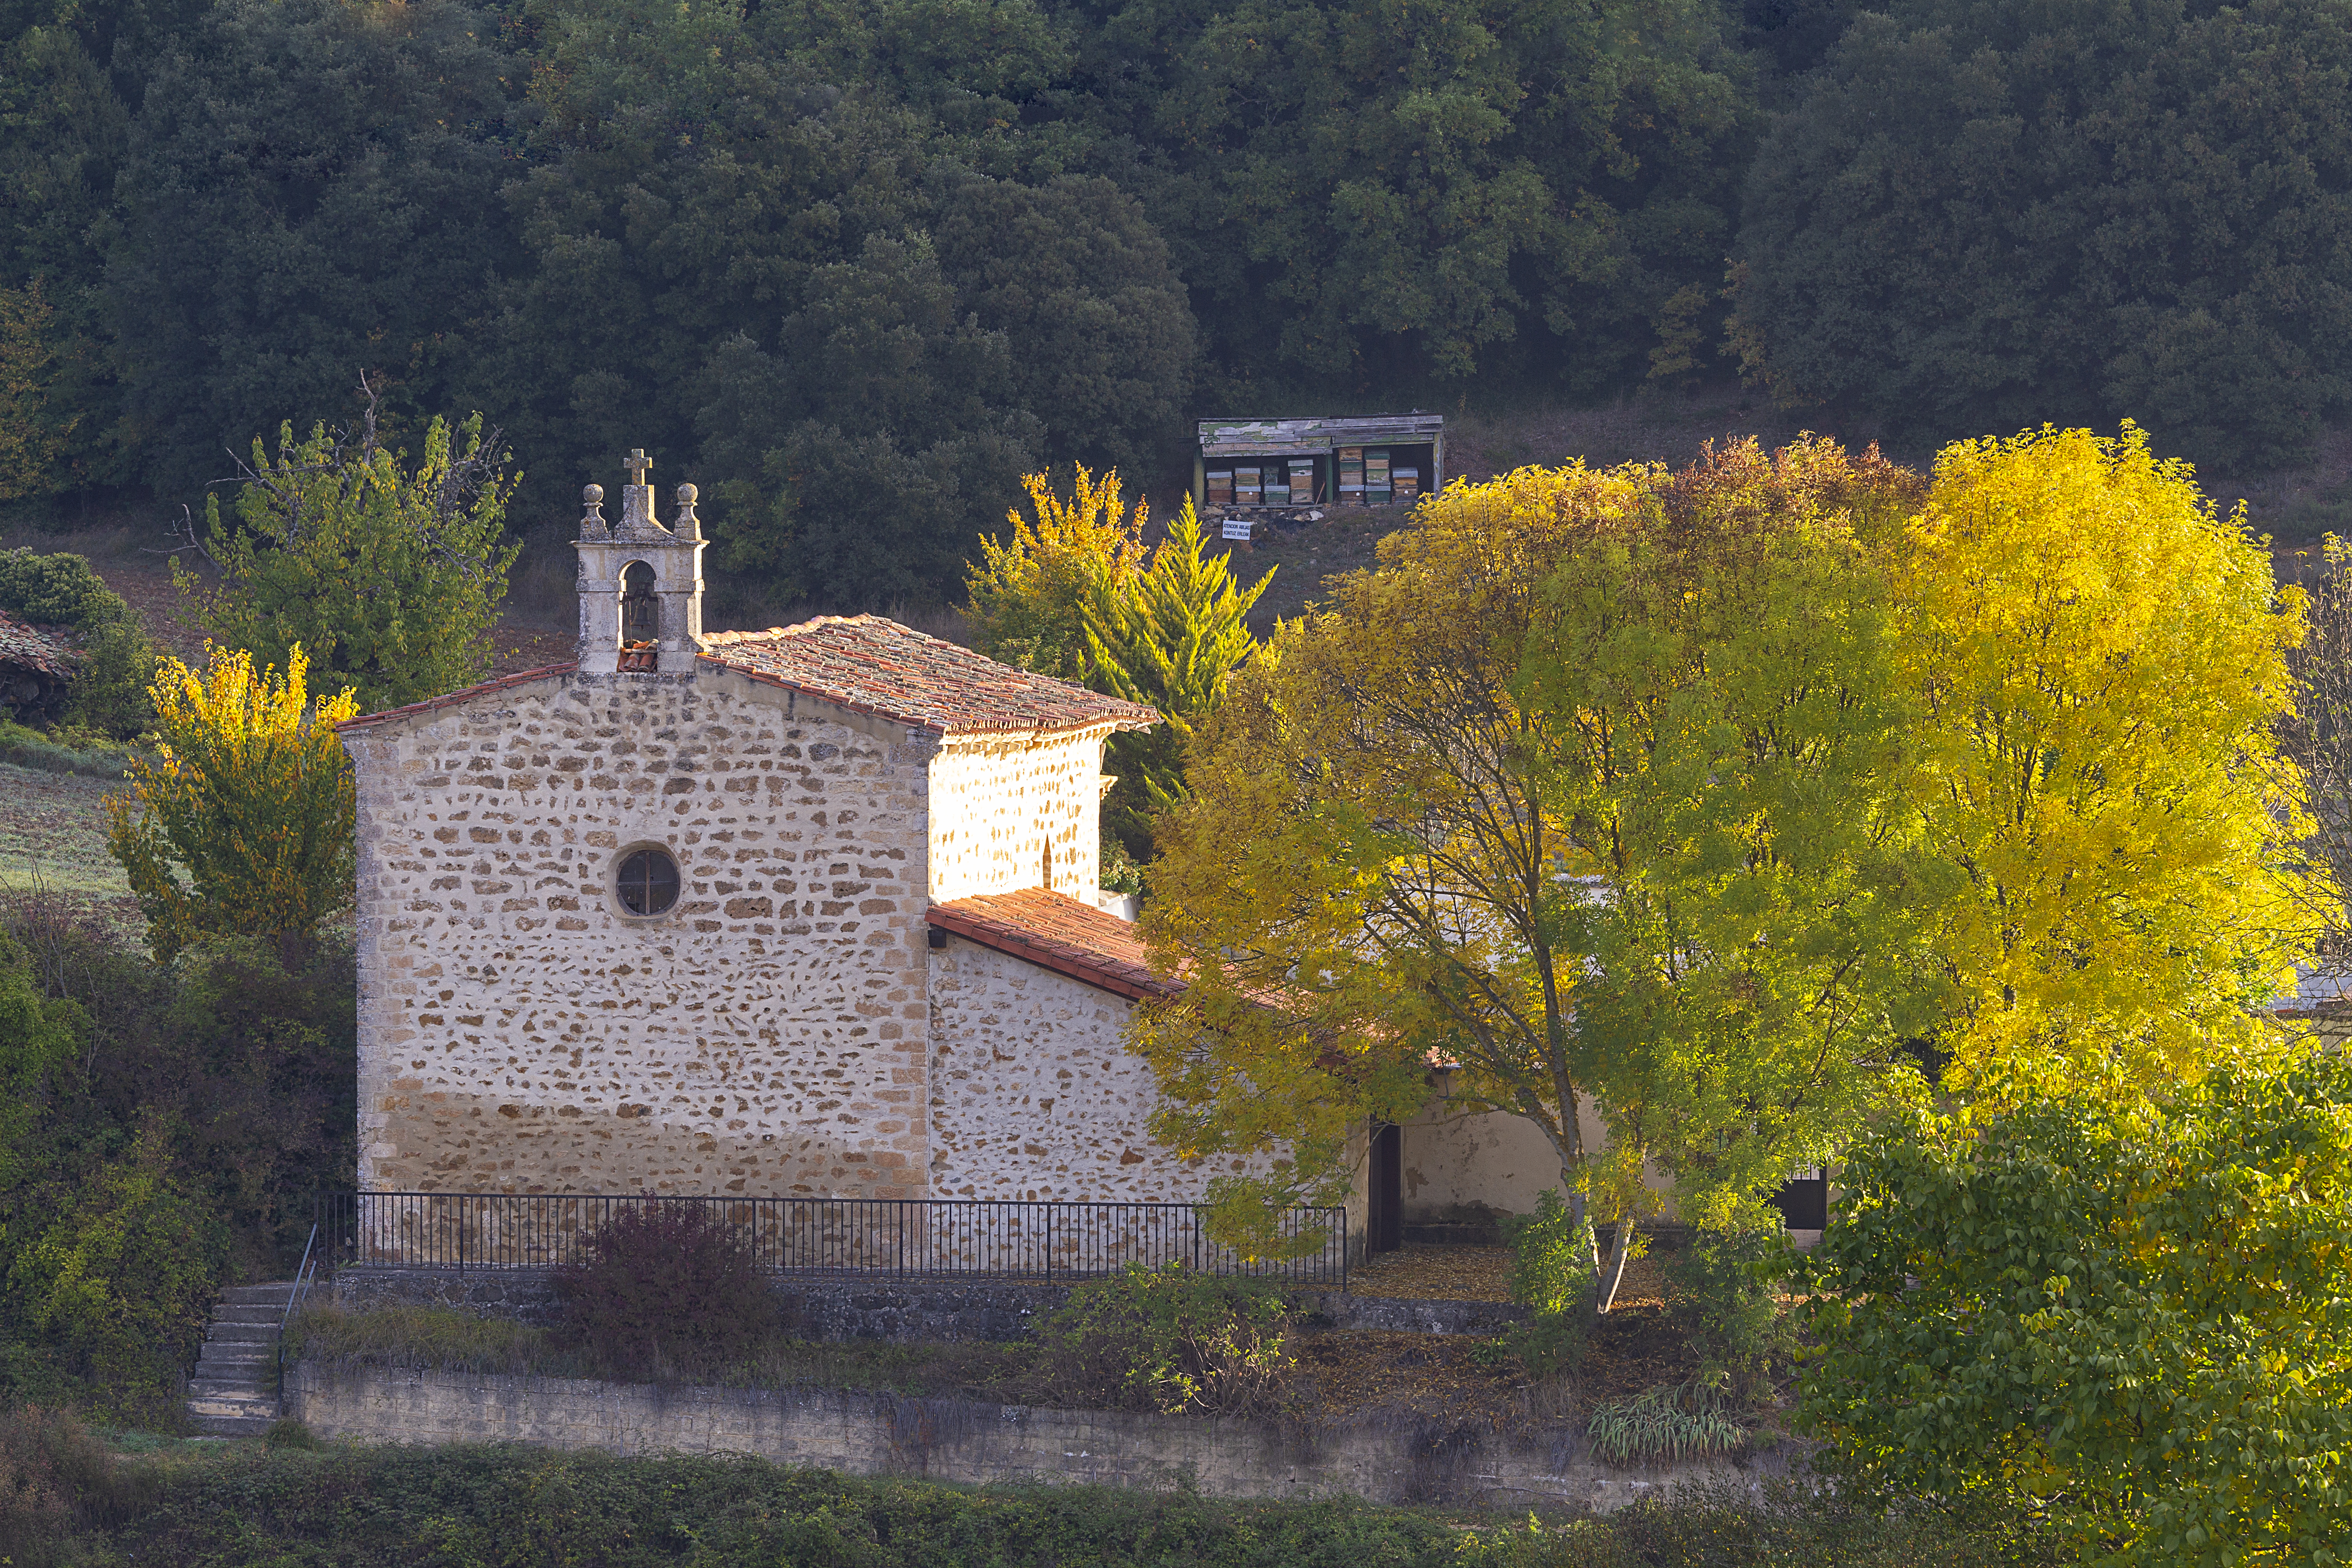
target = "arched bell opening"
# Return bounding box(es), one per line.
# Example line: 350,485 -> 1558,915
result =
620,560 -> 659,647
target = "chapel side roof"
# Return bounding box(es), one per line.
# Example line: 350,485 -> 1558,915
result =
927,889 -> 1181,1002
0,610 -> 79,680
703,615 -> 1159,737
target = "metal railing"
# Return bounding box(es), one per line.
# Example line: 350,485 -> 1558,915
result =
316,1192 -> 1348,1288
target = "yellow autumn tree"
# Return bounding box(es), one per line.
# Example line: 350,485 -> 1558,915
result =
963,466 -> 1149,682
1136,440 -> 1938,1296
106,643 -> 359,968
1897,424 -> 2327,1100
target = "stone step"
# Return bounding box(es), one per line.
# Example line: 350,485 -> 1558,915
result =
197,1350 -> 273,1376
205,1320 -> 280,1345
188,1376 -> 273,1399
188,1390 -> 279,1418
218,1282 -> 298,1305
214,1302 -> 286,1325
188,1411 -> 277,1437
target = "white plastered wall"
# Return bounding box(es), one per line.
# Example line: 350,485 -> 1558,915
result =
926,729 -> 1110,901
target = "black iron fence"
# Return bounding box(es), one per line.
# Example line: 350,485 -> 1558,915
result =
317,1192 -> 1348,1288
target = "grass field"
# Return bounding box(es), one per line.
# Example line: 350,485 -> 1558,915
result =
0,760 -> 136,931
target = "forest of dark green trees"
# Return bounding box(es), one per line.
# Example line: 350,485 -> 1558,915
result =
4,0 -> 2351,606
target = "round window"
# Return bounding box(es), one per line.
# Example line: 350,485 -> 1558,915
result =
615,846 -> 680,916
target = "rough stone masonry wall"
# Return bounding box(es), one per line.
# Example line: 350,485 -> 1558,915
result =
926,730 -> 1107,902
926,938 -> 1230,1203
284,1362 -> 1785,1512
345,666 -> 935,1202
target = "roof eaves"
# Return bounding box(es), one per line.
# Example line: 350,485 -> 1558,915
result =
336,662 -> 578,732
924,902 -> 1182,1002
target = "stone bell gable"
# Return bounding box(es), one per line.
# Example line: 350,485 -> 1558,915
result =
338,463 -> 1158,1200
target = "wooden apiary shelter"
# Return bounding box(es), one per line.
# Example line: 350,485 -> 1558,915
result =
1195,413 -> 1444,525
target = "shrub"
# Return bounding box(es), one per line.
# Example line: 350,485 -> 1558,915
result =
1801,1056 -> 2352,1562
1584,1378 -> 1748,1466
0,549 -> 125,631
1502,1188 -> 1593,1316
1666,1228 -> 1794,1403
262,1418 -> 317,1450
2,1126 -> 228,1421
551,1202 -> 772,1378
0,1405 -> 139,1568
64,619 -> 156,739
1492,1189 -> 1592,1380
0,548 -> 157,738
1040,1263 -> 1291,1415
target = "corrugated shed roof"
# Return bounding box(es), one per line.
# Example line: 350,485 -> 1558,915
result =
1198,413 -> 1444,455
704,616 -> 1158,737
0,611 -> 79,679
927,889 -> 1179,1001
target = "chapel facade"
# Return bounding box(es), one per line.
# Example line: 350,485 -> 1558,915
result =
339,456 -> 1567,1243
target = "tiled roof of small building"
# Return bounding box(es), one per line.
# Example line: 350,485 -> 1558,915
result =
927,890 -> 1181,1001
704,617 -> 1158,736
0,610 -> 79,680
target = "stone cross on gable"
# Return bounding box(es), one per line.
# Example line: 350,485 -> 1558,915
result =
625,449 -> 652,488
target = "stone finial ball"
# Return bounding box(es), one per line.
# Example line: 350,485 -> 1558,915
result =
676,482 -> 698,503
583,483 -> 605,502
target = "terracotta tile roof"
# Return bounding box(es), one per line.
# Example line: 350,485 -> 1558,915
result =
0,611 -> 79,680
927,889 -> 1182,1001
336,662 -> 579,732
704,616 -> 1158,736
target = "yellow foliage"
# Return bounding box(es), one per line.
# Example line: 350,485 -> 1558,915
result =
1899,424 -> 2326,1100
105,643 -> 359,966
963,466 -> 1149,681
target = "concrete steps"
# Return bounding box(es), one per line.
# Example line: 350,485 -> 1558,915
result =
186,1282 -> 296,1436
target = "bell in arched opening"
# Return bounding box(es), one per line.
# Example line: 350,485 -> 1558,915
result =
620,561 -> 658,646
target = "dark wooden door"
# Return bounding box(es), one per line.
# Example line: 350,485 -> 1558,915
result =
1368,1122 -> 1402,1254
1770,1169 -> 1829,1230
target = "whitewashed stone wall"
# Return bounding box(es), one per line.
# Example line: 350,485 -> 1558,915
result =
926,730 -> 1107,902
345,665 -> 937,1199
925,935 -> 1223,1201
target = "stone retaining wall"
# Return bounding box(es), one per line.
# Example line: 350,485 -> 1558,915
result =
284,1361 -> 1786,1512
333,1267 -> 1523,1341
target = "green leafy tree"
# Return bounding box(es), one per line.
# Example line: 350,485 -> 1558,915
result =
105,642 -> 358,967
1083,498 -> 1272,856
1802,1057 -> 2352,1563
1075,0 -> 1755,392
181,393 -> 522,712
1732,0 -> 2352,468
1136,440 -> 1934,1299
0,0 -> 139,497
0,280 -> 71,500
108,0 -> 521,500
697,231 -> 1041,606
931,173 -> 1196,480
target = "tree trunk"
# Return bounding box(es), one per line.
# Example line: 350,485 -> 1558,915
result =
1593,1219 -> 1634,1316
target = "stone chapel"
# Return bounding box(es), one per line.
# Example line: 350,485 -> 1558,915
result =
339,455 -> 1564,1242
